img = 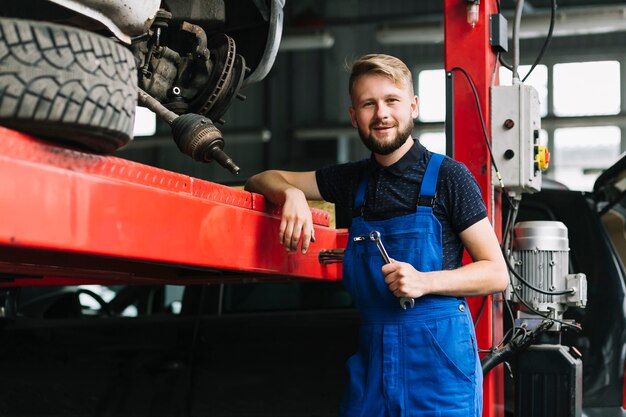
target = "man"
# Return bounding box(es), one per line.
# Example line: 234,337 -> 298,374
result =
245,54 -> 508,417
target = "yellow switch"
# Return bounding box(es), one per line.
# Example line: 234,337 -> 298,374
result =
535,145 -> 550,171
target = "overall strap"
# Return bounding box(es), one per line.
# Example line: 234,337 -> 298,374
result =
417,153 -> 445,207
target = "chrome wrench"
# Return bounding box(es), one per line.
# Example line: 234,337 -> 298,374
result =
369,230 -> 415,310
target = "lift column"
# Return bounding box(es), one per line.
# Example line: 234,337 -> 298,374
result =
444,1 -> 504,416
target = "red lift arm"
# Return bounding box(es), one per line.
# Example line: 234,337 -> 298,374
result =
0,127 -> 346,287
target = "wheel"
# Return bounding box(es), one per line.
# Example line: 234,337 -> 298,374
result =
0,17 -> 137,153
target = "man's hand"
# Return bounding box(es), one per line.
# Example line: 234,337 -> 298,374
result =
382,261 -> 430,299
245,170 -> 322,255
279,188 -> 316,254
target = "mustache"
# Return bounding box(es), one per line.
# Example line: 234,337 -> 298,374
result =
370,122 -> 397,128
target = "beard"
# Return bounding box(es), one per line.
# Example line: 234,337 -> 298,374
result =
358,119 -> 414,155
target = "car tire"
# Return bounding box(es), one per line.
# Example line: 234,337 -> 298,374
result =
0,17 -> 137,152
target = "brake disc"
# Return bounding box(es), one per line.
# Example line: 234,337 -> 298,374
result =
192,33 -> 246,123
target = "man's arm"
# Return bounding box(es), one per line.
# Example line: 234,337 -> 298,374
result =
383,217 -> 509,298
245,170 -> 321,254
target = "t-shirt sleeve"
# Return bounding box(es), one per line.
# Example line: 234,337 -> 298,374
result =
315,160 -> 366,210
439,159 -> 487,233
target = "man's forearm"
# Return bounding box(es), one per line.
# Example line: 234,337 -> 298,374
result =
425,260 -> 509,297
245,170 -> 322,202
244,170 -> 293,205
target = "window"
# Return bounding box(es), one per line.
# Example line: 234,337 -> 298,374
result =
417,69 -> 446,122
553,61 -> 620,116
553,126 -> 621,191
419,132 -> 446,154
416,60 -> 625,194
133,106 -> 157,136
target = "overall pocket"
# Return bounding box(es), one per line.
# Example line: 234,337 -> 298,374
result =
405,312 -> 478,413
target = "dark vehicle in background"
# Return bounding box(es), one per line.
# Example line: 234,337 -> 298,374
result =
0,282 -> 357,416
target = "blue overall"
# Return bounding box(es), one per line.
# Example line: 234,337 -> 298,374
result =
339,153 -> 482,417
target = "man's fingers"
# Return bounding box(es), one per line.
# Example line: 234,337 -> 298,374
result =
280,214 -> 314,253
278,218 -> 287,246
281,220 -> 296,250
301,227 -> 314,254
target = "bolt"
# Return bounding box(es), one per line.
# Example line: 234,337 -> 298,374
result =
504,119 -> 515,129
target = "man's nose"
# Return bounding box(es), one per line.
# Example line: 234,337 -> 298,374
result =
375,103 -> 391,119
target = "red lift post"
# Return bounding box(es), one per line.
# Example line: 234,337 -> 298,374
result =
445,1 -> 504,416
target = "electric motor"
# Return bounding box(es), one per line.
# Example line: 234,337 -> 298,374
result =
507,221 -> 587,318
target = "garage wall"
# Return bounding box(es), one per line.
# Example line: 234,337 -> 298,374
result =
116,0 -> 626,186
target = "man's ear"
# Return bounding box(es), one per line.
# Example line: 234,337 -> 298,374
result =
411,96 -> 419,119
348,106 -> 357,128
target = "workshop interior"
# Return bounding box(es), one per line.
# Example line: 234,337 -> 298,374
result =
1,0 -> 626,416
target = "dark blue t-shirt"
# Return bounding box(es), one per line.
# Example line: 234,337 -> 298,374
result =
315,139 -> 487,270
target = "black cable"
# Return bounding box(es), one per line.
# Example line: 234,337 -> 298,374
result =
495,197 -> 522,350
522,0 -> 556,82
480,324 -> 516,353
501,197 -> 519,250
505,255 -> 575,296
502,291 -> 517,342
450,67 -> 506,191
501,196 -> 573,296
509,279 -> 582,332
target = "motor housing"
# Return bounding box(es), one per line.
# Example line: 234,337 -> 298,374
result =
507,221 -> 587,318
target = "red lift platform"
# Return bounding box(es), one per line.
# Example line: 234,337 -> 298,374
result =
0,127 -> 346,287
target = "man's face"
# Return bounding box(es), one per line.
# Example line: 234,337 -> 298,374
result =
348,74 -> 419,155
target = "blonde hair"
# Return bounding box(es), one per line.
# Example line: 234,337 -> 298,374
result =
348,54 -> 414,96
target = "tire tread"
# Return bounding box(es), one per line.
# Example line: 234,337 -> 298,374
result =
0,17 -> 137,152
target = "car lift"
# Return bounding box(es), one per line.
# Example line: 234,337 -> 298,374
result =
0,1 -> 504,416
0,127 -> 345,286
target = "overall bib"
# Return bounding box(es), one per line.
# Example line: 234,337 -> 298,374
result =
339,153 -> 482,417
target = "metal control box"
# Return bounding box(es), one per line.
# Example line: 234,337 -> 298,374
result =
491,84 -> 542,195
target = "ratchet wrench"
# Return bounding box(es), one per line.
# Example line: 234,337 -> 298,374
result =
369,230 -> 415,310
